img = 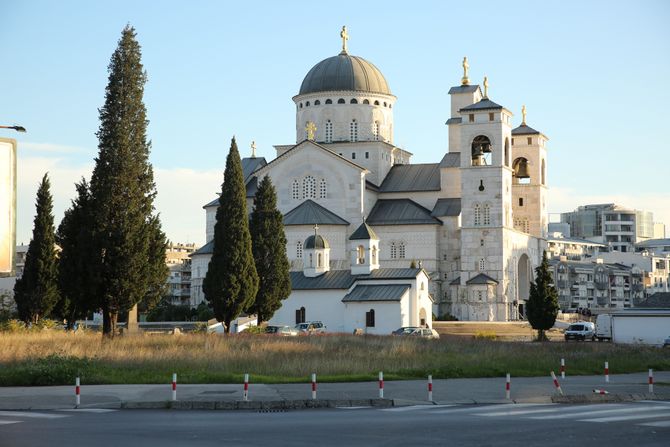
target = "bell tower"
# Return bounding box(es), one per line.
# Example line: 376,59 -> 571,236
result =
511,105 -> 549,239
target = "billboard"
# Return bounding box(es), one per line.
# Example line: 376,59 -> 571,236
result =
0,138 -> 17,276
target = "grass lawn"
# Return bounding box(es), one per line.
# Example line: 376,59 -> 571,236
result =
0,330 -> 668,386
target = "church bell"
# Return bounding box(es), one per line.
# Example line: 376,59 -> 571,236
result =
515,161 -> 530,179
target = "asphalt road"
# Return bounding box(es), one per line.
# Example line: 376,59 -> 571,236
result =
1,402 -> 669,447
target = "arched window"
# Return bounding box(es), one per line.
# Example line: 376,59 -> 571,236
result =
383,102 -> 387,107
479,259 -> 486,271
372,246 -> 377,264
325,120 -> 333,143
513,157 -> 531,184
291,179 -> 300,199
337,98 -> 345,104
325,99 -> 332,104
374,100 -> 380,106
350,119 -> 358,142
365,309 -> 375,327
302,176 -> 316,199
305,101 -> 310,107
471,135 -> 492,166
390,242 -> 397,259
504,138 -> 510,167
319,179 -> 327,199
299,103 -> 303,108
474,203 -> 482,226
317,252 -> 322,267
350,98 -> 358,104
314,100 -> 321,105
309,253 -> 313,267
296,241 -> 303,259
373,121 -> 380,141
483,204 -> 491,225
357,245 -> 365,264
541,159 -> 546,185
389,104 -> 392,109
296,307 -> 306,324
363,99 -> 370,105
398,242 -> 406,259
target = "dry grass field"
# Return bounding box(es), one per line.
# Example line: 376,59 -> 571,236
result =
0,330 -> 668,386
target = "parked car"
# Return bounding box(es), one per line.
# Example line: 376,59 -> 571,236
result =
265,325 -> 299,336
664,336 -> 670,348
564,322 -> 596,341
295,321 -> 326,334
392,326 -> 421,336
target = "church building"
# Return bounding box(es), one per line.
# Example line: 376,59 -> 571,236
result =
191,27 -> 548,328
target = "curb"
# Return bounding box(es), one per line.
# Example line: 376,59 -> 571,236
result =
550,393 -> 660,404
121,398 -> 394,411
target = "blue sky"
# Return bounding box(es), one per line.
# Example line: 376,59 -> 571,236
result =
2,0 -> 669,245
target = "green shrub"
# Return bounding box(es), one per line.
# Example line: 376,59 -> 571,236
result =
0,319 -> 27,332
474,330 -> 497,340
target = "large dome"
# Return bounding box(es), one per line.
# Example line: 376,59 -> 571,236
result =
299,53 -> 391,96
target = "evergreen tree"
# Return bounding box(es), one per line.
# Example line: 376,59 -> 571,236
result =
89,25 -> 167,337
203,138 -> 259,333
526,251 -> 559,341
250,176 -> 291,323
54,179 -> 99,328
14,173 -> 59,324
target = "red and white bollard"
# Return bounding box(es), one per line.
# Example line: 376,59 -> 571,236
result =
311,373 -> 317,400
505,373 -> 511,400
379,372 -> 384,399
75,377 -> 80,408
593,389 -> 609,395
172,373 -> 177,401
244,373 -> 249,401
605,361 -> 610,383
551,371 -> 564,396
428,375 -> 433,401
649,369 -> 654,394
560,358 -> 565,379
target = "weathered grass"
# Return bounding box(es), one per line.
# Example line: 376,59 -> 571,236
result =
0,331 -> 667,386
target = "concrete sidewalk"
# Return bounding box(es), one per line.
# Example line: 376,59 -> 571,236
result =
0,372 -> 667,410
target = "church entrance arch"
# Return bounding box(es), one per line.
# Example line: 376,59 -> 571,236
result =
517,254 -> 532,318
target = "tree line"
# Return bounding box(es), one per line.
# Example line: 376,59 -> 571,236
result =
13,26 -> 291,337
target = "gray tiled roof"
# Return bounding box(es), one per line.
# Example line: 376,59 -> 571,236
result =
367,199 -> 442,226
342,284 -> 411,302
379,164 -> 441,192
449,276 -> 461,285
191,240 -> 214,256
349,222 -> 378,240
299,53 -> 392,96
290,268 -> 421,290
459,98 -> 503,112
365,180 -> 380,192
242,157 -> 267,181
466,273 -> 499,285
511,124 -> 540,136
257,140 -> 368,175
439,152 -> 460,168
203,175 -> 258,208
448,85 -> 480,94
283,200 -> 349,226
432,198 -> 461,217
445,117 -> 462,125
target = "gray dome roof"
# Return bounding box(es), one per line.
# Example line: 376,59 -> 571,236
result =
299,53 -> 391,95
304,234 -> 330,250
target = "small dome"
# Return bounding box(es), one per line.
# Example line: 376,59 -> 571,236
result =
304,234 -> 330,250
299,53 -> 391,96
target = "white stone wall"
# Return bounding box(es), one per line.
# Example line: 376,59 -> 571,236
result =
440,167 -> 461,198
343,300 -> 406,335
269,289 -> 347,332
374,225 -> 439,271
286,225 -> 348,271
189,253 -> 212,306
511,134 -> 548,238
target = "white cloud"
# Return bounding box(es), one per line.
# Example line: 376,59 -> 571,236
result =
21,142 -> 93,154
17,156 -> 222,247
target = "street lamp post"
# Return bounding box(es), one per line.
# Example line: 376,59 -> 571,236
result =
0,125 -> 26,133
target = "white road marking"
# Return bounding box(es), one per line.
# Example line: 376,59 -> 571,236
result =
638,420 -> 670,427
0,420 -> 22,425
336,406 -> 372,410
530,405 -> 665,420
56,408 -> 118,413
0,411 -> 67,419
581,411 -> 670,423
381,405 -> 456,412
479,408 -> 561,417
433,403 -> 551,414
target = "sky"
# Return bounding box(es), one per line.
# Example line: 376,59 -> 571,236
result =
2,0 -> 669,246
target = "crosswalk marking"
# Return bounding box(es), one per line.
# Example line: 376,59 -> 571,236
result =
581,410 -> 670,423
638,420 -> 670,427
0,420 -> 22,425
0,411 -> 67,419
530,405 -> 664,420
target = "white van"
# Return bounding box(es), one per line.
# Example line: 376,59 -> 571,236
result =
595,314 -> 612,341
564,322 -> 596,341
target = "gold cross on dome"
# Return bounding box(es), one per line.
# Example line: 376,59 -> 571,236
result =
251,140 -> 257,158
521,105 -> 527,125
313,224 -> 320,235
461,56 -> 469,85
340,26 -> 349,54
305,121 -> 317,140
483,76 -> 489,98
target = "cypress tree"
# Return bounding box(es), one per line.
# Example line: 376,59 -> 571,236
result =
250,176 -> 291,323
526,251 -> 559,341
203,138 -> 259,333
13,173 -> 59,324
89,25 -> 167,337
54,179 -> 99,328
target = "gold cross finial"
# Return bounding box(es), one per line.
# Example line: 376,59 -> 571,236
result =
251,140 -> 256,158
313,224 -> 319,235
521,105 -> 527,125
340,26 -> 349,54
461,56 -> 469,86
483,76 -> 489,98
305,121 -> 317,140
